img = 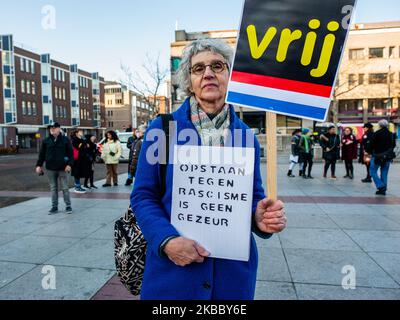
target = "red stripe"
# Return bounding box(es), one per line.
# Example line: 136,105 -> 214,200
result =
231,71 -> 332,98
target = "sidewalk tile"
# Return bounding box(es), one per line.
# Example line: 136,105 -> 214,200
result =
257,248 -> 291,282
0,261 -> 37,289
0,265 -> 114,300
346,230 -> 400,253
280,228 -> 361,251
284,248 -> 399,289
369,252 -> 400,284
328,214 -> 400,231
295,283 -> 400,300
255,281 -> 297,300
46,238 -> 115,271
0,235 -> 79,264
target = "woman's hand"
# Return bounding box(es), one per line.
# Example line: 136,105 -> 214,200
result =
164,237 -> 210,267
255,198 -> 287,233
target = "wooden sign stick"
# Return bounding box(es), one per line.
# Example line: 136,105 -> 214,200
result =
266,112 -> 277,201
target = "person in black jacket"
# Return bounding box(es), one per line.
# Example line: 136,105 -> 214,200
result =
70,129 -> 87,194
358,122 -> 374,183
83,134 -> 98,189
36,123 -> 73,214
125,129 -> 138,186
125,125 -> 147,186
287,129 -> 301,177
366,119 -> 397,195
320,125 -> 340,180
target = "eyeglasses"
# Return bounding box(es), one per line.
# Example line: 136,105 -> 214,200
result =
190,61 -> 229,75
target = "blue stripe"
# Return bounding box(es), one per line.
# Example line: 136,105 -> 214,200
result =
227,91 -> 327,121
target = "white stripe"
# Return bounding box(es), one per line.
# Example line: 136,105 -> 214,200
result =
228,81 -> 331,109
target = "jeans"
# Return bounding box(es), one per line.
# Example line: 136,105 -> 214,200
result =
47,170 -> 71,208
74,177 -> 81,188
370,157 -> 390,190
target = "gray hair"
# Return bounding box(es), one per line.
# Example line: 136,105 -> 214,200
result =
378,119 -> 389,128
137,124 -> 147,133
177,38 -> 234,96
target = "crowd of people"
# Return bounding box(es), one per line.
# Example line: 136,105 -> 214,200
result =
35,121 -> 143,214
287,119 -> 397,196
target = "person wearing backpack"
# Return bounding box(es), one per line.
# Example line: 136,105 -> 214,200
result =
366,120 -> 397,195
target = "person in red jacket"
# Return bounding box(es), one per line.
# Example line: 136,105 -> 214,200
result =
341,127 -> 358,179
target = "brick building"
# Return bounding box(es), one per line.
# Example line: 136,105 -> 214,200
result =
104,82 -> 156,131
0,35 -> 106,150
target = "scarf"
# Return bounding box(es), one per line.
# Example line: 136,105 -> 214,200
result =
190,96 -> 230,146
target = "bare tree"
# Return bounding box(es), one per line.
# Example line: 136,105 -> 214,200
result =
120,53 -> 169,117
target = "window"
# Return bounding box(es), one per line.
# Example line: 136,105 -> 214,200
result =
338,99 -> 363,116
62,71 -> 65,82
349,49 -> 364,60
32,102 -> 37,116
62,88 -> 66,100
368,98 -> 392,116
21,80 -> 25,93
31,61 -> 35,74
26,81 -> 31,94
22,101 -> 26,115
20,58 -> 25,72
43,96 -> 49,103
27,101 -> 32,115
55,87 -> 58,99
348,74 -> 357,86
358,74 -> 364,85
25,59 -> 30,73
63,107 -> 67,118
369,47 -> 384,58
31,81 -> 36,95
369,73 -> 387,84
54,68 -> 57,80
389,73 -> 395,83
55,105 -> 59,118
389,46 -> 395,58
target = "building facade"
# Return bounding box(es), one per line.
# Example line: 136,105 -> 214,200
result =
104,82 -> 155,131
332,21 -> 400,137
170,23 -> 400,136
0,35 -> 106,150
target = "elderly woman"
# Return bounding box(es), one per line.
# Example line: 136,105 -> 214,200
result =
131,39 -> 287,300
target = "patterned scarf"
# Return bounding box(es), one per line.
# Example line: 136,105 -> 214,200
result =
190,96 -> 230,146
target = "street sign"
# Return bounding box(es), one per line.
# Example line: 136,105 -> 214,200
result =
171,145 -> 255,261
226,0 -> 357,122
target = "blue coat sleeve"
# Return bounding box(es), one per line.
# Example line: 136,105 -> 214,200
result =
251,136 -> 273,239
130,117 -> 180,257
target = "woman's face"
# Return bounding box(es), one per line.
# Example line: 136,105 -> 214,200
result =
344,128 -> 351,135
90,136 -> 96,143
190,51 -> 229,106
107,133 -> 112,140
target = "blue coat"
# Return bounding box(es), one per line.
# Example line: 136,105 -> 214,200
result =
130,97 -> 272,300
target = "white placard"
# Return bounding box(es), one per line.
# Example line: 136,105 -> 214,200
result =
171,145 -> 255,261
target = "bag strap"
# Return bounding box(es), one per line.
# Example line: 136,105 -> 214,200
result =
159,114 -> 174,196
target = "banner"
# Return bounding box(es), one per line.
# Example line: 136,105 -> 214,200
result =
226,0 -> 357,121
171,145 -> 255,261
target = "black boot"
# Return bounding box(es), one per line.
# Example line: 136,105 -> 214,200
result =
376,187 -> 386,195
125,178 -> 133,186
299,170 -> 303,177
287,170 -> 295,178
